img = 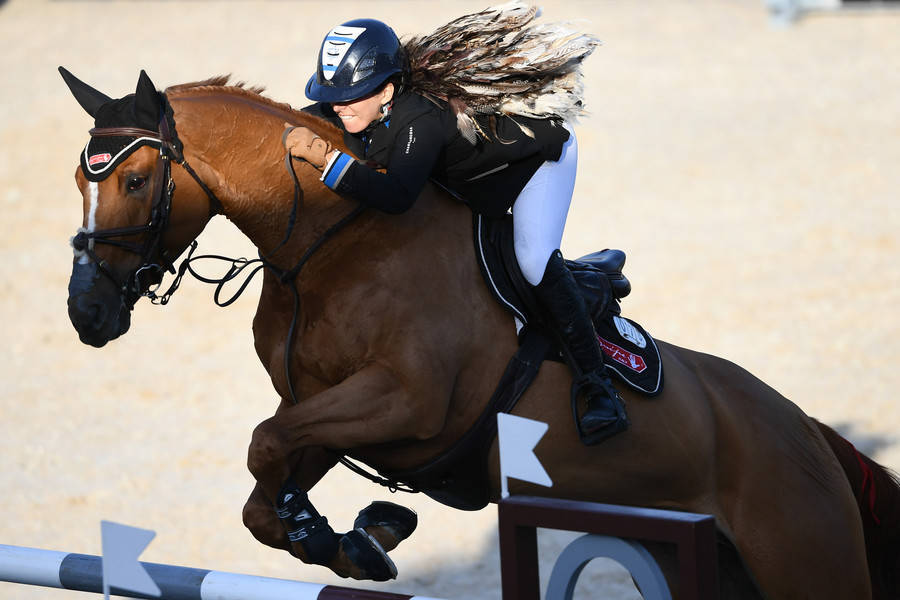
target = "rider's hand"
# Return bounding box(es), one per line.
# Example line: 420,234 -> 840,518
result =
283,123 -> 333,169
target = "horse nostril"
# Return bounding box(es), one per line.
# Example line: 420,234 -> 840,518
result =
86,300 -> 108,329
86,302 -> 101,324
70,295 -> 106,329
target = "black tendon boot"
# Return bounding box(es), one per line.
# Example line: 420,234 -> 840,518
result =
535,250 -> 629,445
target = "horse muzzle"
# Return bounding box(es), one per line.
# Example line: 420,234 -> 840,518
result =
67,261 -> 131,347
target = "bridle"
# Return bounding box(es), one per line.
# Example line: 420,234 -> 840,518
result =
68,100 -> 367,369
70,102 -> 402,492
70,111 -> 221,308
69,101 -> 364,407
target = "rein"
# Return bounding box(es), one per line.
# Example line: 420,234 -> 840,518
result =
264,153 -> 414,494
75,107 -> 409,494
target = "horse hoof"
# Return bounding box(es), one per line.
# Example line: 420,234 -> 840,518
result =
354,501 -> 418,542
339,528 -> 398,581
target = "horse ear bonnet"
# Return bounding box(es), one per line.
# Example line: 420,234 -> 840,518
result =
60,67 -> 164,182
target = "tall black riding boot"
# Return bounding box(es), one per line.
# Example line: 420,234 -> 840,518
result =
534,250 -> 629,445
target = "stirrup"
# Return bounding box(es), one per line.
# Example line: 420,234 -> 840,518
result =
571,372 -> 629,446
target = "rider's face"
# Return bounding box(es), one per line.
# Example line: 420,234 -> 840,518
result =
331,82 -> 394,134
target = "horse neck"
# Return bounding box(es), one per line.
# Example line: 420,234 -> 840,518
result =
167,88 -> 354,261
166,86 -> 477,306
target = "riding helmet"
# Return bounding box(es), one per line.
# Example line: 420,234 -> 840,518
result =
305,18 -> 407,104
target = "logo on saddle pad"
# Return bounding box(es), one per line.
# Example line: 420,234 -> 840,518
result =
598,336 -> 648,373
613,315 -> 646,348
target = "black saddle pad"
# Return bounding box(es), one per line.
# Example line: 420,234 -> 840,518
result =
473,212 -> 663,397
596,314 -> 663,396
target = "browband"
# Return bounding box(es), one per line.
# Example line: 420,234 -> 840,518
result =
89,126 -> 161,140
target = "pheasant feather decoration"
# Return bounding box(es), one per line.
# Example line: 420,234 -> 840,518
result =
403,1 -> 599,143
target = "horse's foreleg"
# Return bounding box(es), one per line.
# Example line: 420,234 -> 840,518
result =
248,362 -> 442,492
242,445 -> 338,553
247,364 -> 431,581
244,443 -> 415,581
242,482 -> 291,552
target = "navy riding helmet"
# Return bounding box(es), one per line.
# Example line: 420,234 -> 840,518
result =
305,18 -> 407,104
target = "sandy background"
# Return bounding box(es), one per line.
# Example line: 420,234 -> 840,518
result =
1,1 -> 898,598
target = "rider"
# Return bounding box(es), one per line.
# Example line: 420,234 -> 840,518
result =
286,18 -> 628,445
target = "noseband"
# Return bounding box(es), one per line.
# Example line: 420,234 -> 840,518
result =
70,101 -> 393,491
70,111 -> 221,308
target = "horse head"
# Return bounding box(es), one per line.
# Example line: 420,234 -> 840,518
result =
61,68 -> 214,347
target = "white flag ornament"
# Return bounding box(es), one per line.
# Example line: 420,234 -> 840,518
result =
497,412 -> 553,498
101,521 -> 161,599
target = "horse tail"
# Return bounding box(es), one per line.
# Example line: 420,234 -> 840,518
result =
814,419 -> 900,599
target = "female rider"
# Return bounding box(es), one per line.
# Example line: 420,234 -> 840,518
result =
285,18 -> 627,445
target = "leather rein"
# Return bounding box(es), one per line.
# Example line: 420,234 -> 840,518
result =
72,107 -> 407,492
72,106 -> 368,401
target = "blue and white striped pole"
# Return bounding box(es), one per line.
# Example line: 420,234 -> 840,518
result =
0,544 -> 444,600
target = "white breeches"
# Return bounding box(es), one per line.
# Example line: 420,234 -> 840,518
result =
512,124 -> 578,286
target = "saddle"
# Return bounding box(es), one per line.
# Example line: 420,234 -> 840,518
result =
474,213 -> 663,396
473,212 -> 631,332
369,213 -> 662,511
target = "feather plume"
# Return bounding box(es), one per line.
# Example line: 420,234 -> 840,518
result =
404,1 -> 599,142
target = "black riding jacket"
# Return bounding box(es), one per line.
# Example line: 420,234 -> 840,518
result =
303,92 -> 569,218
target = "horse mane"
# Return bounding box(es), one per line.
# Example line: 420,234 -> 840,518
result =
163,75 -> 345,147
164,75 -> 297,114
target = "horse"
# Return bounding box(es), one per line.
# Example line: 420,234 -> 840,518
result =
61,69 -> 900,599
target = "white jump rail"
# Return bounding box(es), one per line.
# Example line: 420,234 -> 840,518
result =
0,544 -> 444,600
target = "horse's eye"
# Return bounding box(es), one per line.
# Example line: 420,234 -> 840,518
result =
127,175 -> 147,192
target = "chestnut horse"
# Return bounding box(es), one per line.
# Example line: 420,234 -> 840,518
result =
62,70 -> 900,599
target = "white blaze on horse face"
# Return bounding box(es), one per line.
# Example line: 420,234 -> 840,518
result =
74,181 -> 99,265
87,181 -> 99,233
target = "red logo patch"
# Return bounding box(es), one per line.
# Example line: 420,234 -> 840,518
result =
598,336 -> 647,373
88,153 -> 112,166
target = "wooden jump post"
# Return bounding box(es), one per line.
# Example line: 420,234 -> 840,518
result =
498,496 -> 718,600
